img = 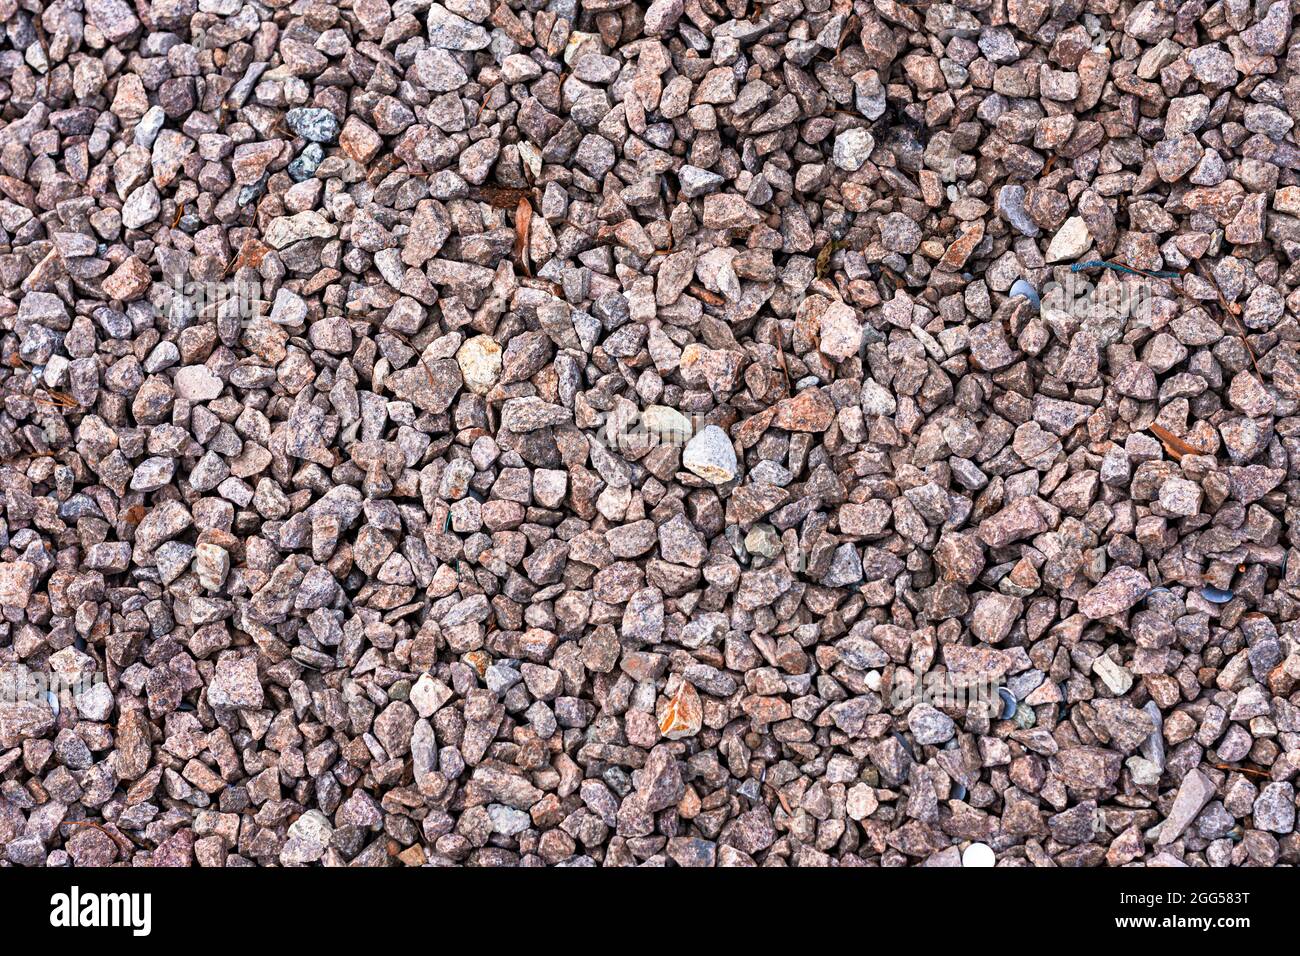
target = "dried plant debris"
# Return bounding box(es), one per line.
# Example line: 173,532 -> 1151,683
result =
0,0 -> 1298,870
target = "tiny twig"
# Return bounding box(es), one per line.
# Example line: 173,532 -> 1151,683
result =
772,324 -> 791,396
359,316 -> 442,396
1215,763 -> 1270,779
60,819 -> 117,840
1073,258 -> 1264,385
1194,261 -> 1263,384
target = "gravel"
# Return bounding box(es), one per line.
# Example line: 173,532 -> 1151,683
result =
0,0 -> 1297,871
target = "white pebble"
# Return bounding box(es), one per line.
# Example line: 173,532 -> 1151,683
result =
962,842 -> 996,867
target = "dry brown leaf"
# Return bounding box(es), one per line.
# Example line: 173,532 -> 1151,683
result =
366,153 -> 405,184
226,238 -> 270,276
514,197 -> 532,277
688,283 -> 725,306
771,786 -> 793,816
1149,423 -> 1205,460
33,390 -> 80,410
772,325 -> 791,395
475,185 -> 532,209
